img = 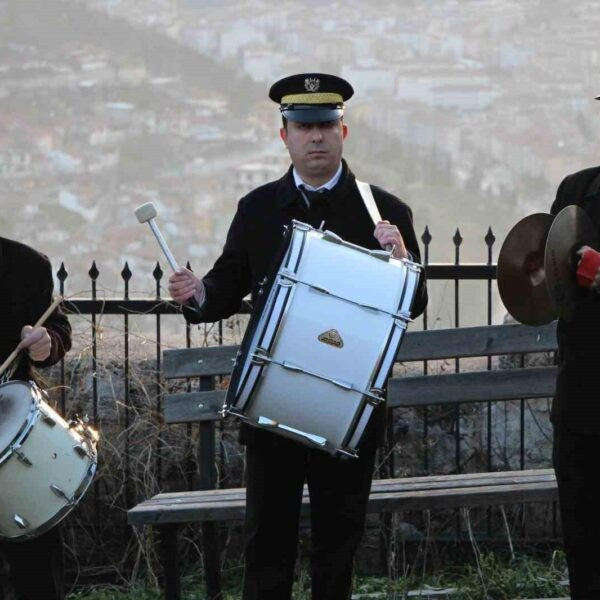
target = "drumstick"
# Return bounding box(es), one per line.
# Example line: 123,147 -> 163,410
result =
0,295 -> 64,379
134,202 -> 201,312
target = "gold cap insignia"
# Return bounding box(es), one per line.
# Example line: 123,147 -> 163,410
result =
304,77 -> 320,92
318,329 -> 343,348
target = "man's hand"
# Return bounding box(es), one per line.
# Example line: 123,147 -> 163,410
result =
19,326 -> 52,362
168,268 -> 205,305
374,221 -> 409,259
576,245 -> 600,290
576,245 -> 593,260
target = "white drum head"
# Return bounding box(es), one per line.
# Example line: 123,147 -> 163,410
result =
0,381 -> 36,452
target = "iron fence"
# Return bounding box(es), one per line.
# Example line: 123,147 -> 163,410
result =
56,226 -> 519,486
47,225 -> 559,578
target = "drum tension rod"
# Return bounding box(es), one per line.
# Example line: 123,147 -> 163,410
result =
13,514 -> 29,530
12,447 -> 32,467
42,415 -> 57,427
50,484 -> 74,505
73,444 -> 92,460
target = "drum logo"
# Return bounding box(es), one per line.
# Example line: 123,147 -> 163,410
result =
318,329 -> 343,348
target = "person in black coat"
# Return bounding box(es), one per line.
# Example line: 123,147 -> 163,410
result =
0,236 -> 72,600
550,166 -> 600,599
168,73 -> 427,600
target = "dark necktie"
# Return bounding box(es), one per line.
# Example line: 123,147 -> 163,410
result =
299,185 -> 331,208
299,185 -> 332,227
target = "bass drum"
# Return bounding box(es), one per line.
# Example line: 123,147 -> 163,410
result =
224,220 -> 422,457
0,380 -> 98,541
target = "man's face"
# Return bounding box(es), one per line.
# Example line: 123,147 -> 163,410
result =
280,118 -> 348,183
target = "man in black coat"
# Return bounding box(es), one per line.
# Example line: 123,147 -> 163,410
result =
550,166 -> 600,599
0,236 -> 72,600
168,73 -> 427,599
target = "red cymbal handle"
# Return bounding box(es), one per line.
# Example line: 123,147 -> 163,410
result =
576,248 -> 600,287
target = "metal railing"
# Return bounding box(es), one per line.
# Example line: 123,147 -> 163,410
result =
46,225 -> 560,584
53,225 -> 535,492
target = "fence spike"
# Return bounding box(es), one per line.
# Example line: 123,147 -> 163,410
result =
421,225 -> 432,245
57,262 -> 68,283
88,261 -> 99,280
484,227 -> 496,247
121,262 -> 132,281
453,228 -> 463,247
153,261 -> 164,282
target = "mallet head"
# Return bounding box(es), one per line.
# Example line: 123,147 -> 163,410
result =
134,202 -> 158,224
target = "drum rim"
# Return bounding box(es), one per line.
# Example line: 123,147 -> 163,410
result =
229,223 -> 307,413
0,380 -> 39,467
369,266 -> 420,392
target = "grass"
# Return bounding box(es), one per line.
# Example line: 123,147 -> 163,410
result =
447,551 -> 567,599
67,550 -> 568,599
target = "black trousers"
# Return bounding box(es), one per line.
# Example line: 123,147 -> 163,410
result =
242,432 -> 377,600
0,526 -> 64,600
553,423 -> 600,599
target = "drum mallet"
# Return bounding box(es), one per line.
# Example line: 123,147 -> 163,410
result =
134,202 -> 201,313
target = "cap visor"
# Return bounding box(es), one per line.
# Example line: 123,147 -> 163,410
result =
282,107 -> 343,123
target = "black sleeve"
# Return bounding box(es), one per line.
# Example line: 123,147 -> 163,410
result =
184,200 -> 252,324
550,175 -> 569,216
31,259 -> 72,368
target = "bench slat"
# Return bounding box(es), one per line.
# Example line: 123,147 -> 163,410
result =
397,323 -> 556,362
162,324 -> 557,379
141,469 -> 556,505
128,469 -> 557,525
129,482 -> 558,524
163,366 -> 557,419
370,481 -> 557,512
130,476 -> 557,512
163,345 -> 238,379
164,391 -> 225,423
388,366 -> 557,407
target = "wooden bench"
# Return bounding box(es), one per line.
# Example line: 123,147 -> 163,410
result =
128,321 -> 559,600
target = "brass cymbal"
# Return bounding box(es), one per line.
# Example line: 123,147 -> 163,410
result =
497,213 -> 557,325
545,205 -> 599,321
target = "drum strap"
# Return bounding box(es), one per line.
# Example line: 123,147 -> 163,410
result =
355,179 -> 381,225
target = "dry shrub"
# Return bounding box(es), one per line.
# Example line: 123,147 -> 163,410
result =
32,308 -> 557,587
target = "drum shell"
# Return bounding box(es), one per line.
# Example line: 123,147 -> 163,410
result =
225,221 -> 421,456
0,381 -> 97,541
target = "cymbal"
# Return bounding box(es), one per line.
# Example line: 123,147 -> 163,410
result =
497,213 -> 557,325
545,205 -> 599,321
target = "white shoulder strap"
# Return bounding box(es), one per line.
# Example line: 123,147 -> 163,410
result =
355,179 -> 381,226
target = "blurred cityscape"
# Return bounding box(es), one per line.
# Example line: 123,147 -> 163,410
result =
1,0 -> 599,325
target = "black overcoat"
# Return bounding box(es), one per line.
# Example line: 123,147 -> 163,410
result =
0,236 -> 71,382
0,239 -> 71,600
550,166 -> 600,433
185,159 -> 428,446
